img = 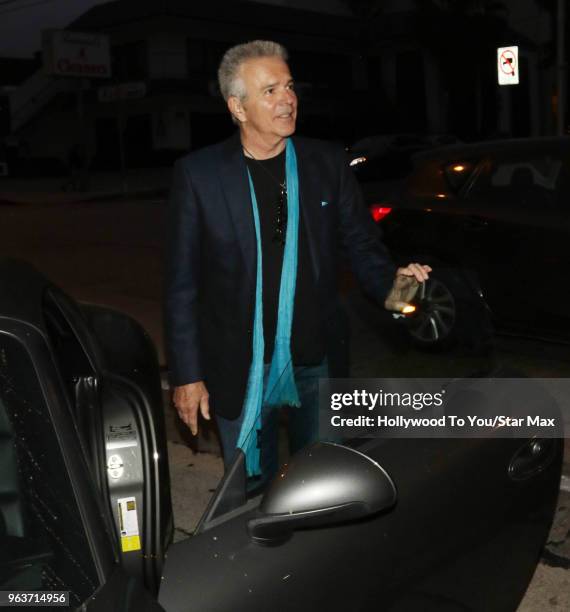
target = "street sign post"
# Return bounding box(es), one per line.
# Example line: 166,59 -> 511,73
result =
497,46 -> 519,86
97,82 -> 147,195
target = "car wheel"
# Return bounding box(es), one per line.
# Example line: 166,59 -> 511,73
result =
406,277 -> 456,346
403,270 -> 492,352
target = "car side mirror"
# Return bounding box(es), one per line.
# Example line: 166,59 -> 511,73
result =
247,442 -> 397,545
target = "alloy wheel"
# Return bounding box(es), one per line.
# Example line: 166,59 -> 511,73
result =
406,278 -> 456,344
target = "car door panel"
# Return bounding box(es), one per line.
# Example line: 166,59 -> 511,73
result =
102,372 -> 169,595
44,295 -> 173,595
160,434 -> 562,612
461,151 -> 570,328
80,302 -> 174,578
85,567 -> 167,612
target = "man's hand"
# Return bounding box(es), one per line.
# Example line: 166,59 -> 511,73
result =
384,262 -> 432,312
397,262 -> 432,283
173,381 -> 210,436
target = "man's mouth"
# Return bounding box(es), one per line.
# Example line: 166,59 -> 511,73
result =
277,112 -> 294,119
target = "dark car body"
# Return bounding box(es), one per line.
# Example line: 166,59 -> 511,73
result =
0,261 -> 563,611
349,134 -> 462,189
361,137 -> 570,347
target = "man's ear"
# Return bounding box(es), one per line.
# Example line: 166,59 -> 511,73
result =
227,96 -> 246,124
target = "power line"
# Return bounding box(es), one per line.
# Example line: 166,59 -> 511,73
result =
0,0 -> 52,15
0,0 -> 40,6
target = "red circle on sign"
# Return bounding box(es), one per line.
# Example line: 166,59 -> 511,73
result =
500,51 -> 516,76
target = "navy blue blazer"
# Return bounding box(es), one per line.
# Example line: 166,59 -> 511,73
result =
164,133 -> 396,419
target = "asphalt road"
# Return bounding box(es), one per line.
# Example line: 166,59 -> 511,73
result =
1,195 -> 568,610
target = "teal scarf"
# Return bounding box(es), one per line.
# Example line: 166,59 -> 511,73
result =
237,138 -> 300,476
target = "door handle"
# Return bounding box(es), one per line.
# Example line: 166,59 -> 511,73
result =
508,438 -> 557,481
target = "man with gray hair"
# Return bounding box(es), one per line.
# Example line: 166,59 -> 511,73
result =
164,40 -> 430,479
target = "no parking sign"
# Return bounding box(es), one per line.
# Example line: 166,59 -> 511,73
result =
497,46 -> 519,85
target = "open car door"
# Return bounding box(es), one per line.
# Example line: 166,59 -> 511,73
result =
0,260 -> 171,608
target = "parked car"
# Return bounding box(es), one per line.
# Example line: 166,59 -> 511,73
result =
360,137 -> 570,349
0,260 -> 563,611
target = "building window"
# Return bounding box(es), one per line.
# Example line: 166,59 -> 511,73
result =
112,41 -> 148,81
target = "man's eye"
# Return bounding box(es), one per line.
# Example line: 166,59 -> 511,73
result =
287,83 -> 295,91
265,88 -> 274,95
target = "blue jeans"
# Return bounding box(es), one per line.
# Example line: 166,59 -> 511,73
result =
216,361 -> 328,482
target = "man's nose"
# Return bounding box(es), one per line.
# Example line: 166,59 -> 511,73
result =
281,87 -> 296,104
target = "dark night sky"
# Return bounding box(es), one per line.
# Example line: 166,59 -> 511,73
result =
0,0 -> 552,59
0,0 -> 109,58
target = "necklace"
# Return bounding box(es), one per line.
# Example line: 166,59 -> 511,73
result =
243,145 -> 288,245
242,146 -> 287,194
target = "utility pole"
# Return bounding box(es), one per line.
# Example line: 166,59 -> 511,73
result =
557,0 -> 566,135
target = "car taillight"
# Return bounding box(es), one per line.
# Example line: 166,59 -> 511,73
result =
369,204 -> 392,222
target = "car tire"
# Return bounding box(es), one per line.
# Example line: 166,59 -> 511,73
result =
403,269 -> 493,352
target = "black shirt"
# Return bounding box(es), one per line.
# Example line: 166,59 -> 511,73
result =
245,150 -> 325,365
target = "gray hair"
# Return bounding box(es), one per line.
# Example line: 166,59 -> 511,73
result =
217,40 -> 289,102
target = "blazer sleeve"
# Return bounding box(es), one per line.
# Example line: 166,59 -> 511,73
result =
336,147 -> 397,305
163,158 -> 204,386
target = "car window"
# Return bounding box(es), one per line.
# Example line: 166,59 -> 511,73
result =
0,333 -> 100,606
466,153 -> 570,210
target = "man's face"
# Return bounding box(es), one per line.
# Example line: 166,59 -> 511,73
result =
234,56 -> 297,142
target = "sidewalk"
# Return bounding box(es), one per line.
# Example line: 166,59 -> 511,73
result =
0,167 -> 171,205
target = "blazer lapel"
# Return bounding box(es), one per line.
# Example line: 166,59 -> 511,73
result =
219,134 -> 256,284
294,138 -> 321,282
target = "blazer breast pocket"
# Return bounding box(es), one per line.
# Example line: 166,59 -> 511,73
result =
319,196 -> 336,211
319,198 -> 336,220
